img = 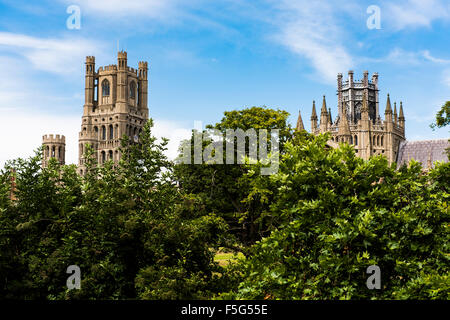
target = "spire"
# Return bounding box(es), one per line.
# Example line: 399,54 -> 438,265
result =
399,101 -> 405,119
320,95 -> 328,115
319,95 -> 329,132
385,94 -> 392,115
296,110 -> 305,131
394,102 -> 398,124
311,100 -> 317,119
338,107 -> 351,137
328,108 -> 332,125
311,100 -> 318,132
398,101 -> 405,129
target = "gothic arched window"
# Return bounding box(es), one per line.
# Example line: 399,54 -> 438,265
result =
102,126 -> 106,140
109,125 -> 114,140
129,81 -> 136,99
102,79 -> 110,96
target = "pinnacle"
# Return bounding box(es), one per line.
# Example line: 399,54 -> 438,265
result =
338,107 -> 351,136
296,110 -> 305,131
399,101 -> 405,119
321,95 -> 328,114
385,93 -> 392,114
311,100 -> 317,119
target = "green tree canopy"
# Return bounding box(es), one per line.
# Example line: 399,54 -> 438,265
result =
223,134 -> 449,299
174,106 -> 293,246
0,120 -> 227,299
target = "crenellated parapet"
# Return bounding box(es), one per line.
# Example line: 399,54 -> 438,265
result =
42,134 -> 66,168
43,134 -> 66,144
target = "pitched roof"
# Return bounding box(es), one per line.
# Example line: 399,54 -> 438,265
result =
397,139 -> 449,168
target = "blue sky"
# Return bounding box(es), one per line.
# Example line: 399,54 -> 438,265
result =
0,0 -> 449,166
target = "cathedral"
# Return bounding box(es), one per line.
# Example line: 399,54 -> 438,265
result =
41,53 -> 448,170
296,71 -> 448,167
42,51 -> 149,175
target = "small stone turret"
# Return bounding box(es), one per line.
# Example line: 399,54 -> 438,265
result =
138,61 -> 149,111
42,134 -> 66,168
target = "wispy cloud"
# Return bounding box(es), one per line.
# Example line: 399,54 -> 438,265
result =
422,50 -> 450,64
384,0 -> 450,30
0,32 -> 102,75
268,0 -> 354,84
58,0 -> 198,21
367,48 -> 450,65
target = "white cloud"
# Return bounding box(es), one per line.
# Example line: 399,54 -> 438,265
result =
0,32 -> 102,74
367,48 -> 450,66
385,0 -> 450,30
423,50 -> 450,64
268,0 -> 353,84
59,0 -> 189,20
152,120 -> 193,161
0,32 -> 192,169
0,109 -> 80,168
0,108 -> 193,169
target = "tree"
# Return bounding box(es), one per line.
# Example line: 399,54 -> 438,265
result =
0,119 -> 227,299
430,101 -> 450,158
174,107 -> 293,246
431,101 -> 450,129
222,134 -> 449,299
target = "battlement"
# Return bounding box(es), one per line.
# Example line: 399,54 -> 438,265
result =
341,71 -> 377,88
42,134 -> 66,144
86,56 -> 95,63
127,66 -> 137,75
98,65 -> 118,72
118,51 -> 127,59
138,61 -> 148,69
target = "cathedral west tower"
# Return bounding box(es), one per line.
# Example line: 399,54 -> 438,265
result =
78,51 -> 149,175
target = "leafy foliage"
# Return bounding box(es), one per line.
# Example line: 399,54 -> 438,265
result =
0,108 -> 448,300
0,120 -> 226,299
431,101 -> 450,129
223,134 -> 449,299
174,106 -> 293,245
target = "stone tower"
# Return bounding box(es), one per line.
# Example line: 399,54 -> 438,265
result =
306,71 -> 406,164
78,51 -> 149,175
42,134 -> 66,168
